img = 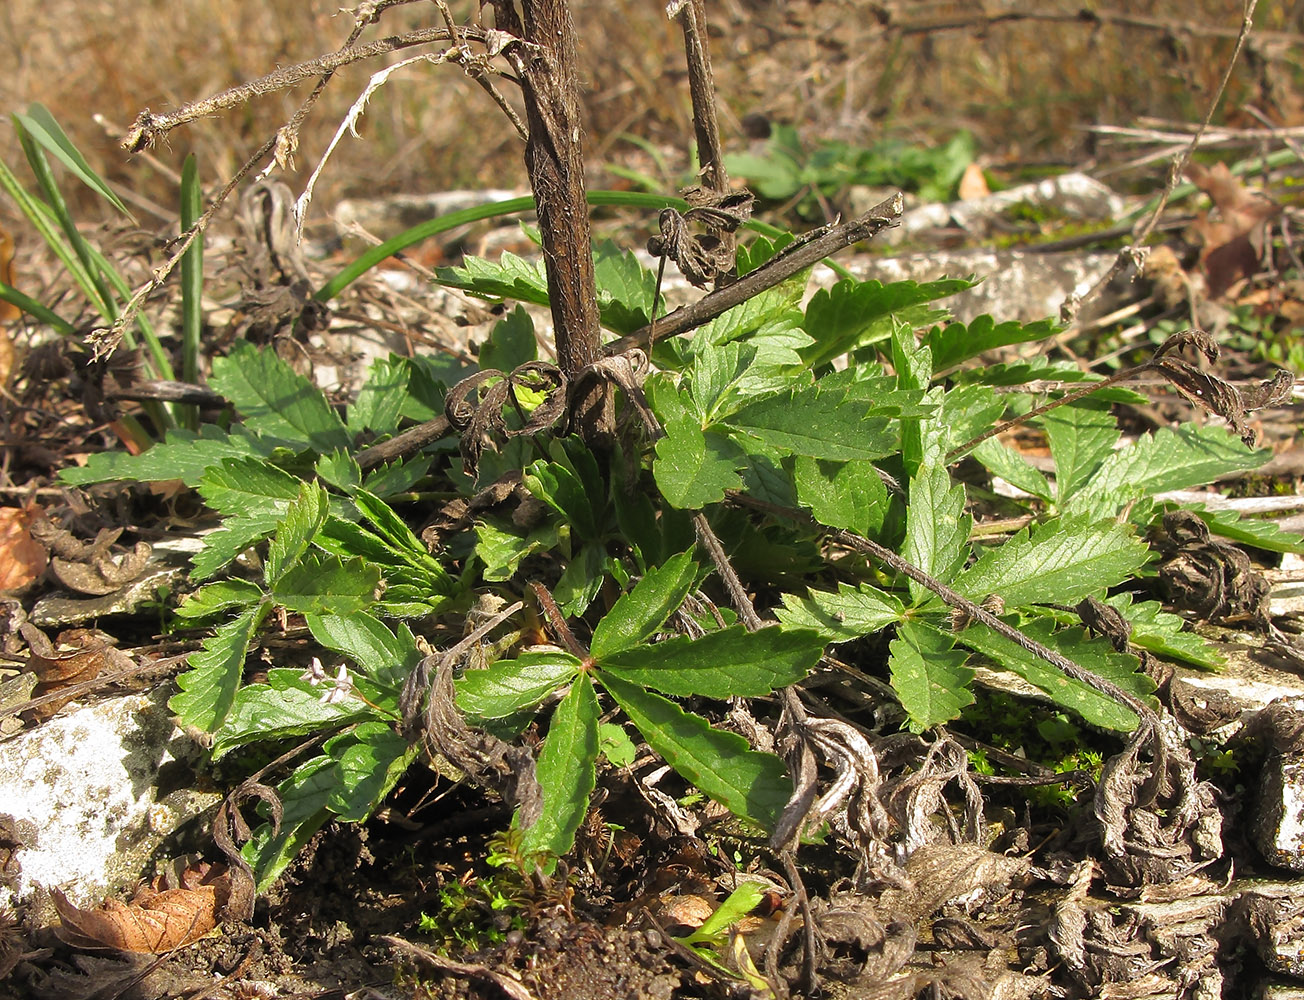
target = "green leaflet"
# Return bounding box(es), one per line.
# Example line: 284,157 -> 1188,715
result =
174,579 -> 265,620
971,439 -> 1053,501
793,456 -> 888,537
888,620 -> 974,732
590,551 -> 699,659
521,673 -> 599,863
478,305 -> 537,372
600,625 -> 823,698
456,650 -> 582,719
211,668 -> 374,759
1041,399 -> 1117,503
654,416 -> 744,509
272,554 -> 380,615
593,239 -> 657,332
59,425 -> 272,487
325,722 -> 417,822
348,356 -> 409,436
902,462 -> 970,606
305,612 -> 422,690
1070,423 -> 1268,513
208,342 -> 351,454
1100,594 -> 1223,670
724,382 -> 897,461
957,519 -> 1150,609
525,459 -> 601,541
924,314 -> 1058,372
265,482 -> 328,585
1181,504 -> 1304,555
799,277 -> 973,371
599,672 -> 789,833
244,757 -> 334,890
170,603 -> 269,733
957,619 -> 1155,731
775,582 -> 904,641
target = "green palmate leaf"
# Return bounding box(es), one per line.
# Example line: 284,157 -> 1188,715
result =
800,277 -> 974,371
902,463 -> 970,606
305,612 -> 422,689
244,756 -> 334,889
971,439 -> 1053,501
521,673 -> 599,862
654,416 -> 745,509
14,104 -> 133,218
265,481 -> 329,585
170,604 -> 269,732
600,672 -> 789,832
479,305 -> 537,372
924,314 -> 1058,372
325,722 -> 417,822
272,554 -> 380,615
957,518 -> 1150,609
589,551 -> 698,659
348,356 -> 409,435
1101,594 -> 1223,670
353,489 -> 453,589
174,579 -> 265,619
1071,424 -> 1268,513
60,425 -> 273,487
1183,505 -> 1304,555
775,582 -> 904,641
208,342 -> 351,454
725,382 -> 896,461
211,667 -> 375,759
600,625 -> 823,698
957,619 -> 1154,731
594,240 -> 657,333
1041,399 -> 1117,502
794,455 -> 888,537
456,650 -> 582,719
889,621 -> 975,732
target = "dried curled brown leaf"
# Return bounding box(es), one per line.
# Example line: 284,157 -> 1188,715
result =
647,187 -> 753,288
51,861 -> 235,953
0,506 -> 49,593
20,624 -> 134,721
1156,510 -> 1270,623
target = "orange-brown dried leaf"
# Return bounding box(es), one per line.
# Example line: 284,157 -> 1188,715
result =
957,162 -> 990,201
0,506 -> 48,592
1185,162 -> 1280,298
51,862 -> 233,953
0,225 -> 20,325
20,625 -> 133,720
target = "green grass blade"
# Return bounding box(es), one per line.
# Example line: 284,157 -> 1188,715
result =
179,153 -> 203,428
14,103 -> 134,220
16,123 -> 118,319
0,280 -> 74,334
0,153 -> 98,306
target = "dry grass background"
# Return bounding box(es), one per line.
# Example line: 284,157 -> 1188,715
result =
0,0 -> 1300,227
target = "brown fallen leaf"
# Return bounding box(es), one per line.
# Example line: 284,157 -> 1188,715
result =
52,861 -> 235,953
0,505 -> 49,593
1185,161 -> 1279,298
20,624 -> 134,720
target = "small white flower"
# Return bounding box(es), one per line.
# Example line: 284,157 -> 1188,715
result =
320,663 -> 354,705
299,657 -> 329,685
